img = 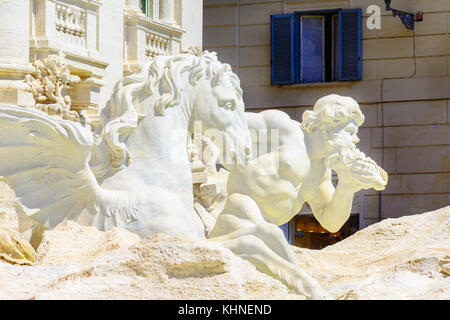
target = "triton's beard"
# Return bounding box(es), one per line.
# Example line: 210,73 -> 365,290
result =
327,146 -> 388,191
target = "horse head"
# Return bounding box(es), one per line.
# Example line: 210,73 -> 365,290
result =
94,51 -> 251,180
190,55 -> 252,168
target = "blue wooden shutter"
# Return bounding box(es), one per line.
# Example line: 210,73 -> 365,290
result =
271,14 -> 296,85
337,9 -> 362,81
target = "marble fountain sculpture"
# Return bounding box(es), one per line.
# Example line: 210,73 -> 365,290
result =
0,52 -> 388,299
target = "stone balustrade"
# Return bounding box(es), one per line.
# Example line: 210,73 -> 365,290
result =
55,2 -> 87,48
145,32 -> 170,58
31,0 -> 101,56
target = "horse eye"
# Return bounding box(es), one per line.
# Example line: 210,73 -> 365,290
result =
222,100 -> 235,110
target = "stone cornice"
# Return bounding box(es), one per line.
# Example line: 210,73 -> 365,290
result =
0,63 -> 35,75
50,0 -> 103,10
125,13 -> 185,39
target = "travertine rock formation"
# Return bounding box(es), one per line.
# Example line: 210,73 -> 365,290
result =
293,205 -> 450,300
35,221 -> 141,265
0,221 -> 300,300
0,206 -> 448,300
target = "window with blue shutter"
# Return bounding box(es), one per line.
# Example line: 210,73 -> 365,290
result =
270,8 -> 362,85
270,14 -> 296,85
337,9 -> 362,81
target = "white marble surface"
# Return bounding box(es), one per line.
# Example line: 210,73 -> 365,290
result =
0,52 -> 251,241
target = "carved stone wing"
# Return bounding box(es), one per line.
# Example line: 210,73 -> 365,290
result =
0,104 -> 101,228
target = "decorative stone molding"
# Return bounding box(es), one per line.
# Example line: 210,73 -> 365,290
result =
30,0 -> 104,67
25,52 -> 81,121
30,1 -> 107,128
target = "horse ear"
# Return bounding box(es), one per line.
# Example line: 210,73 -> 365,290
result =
189,67 -> 203,85
211,65 -> 228,87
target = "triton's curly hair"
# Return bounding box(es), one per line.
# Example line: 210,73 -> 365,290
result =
301,94 -> 365,134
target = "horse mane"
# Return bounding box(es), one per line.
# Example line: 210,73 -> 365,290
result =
92,51 -> 242,179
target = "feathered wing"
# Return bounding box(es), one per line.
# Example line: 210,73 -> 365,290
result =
0,104 -> 102,228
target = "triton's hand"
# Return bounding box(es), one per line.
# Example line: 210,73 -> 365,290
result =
327,148 -> 388,193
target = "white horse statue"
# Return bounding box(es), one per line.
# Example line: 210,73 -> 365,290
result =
0,52 -> 251,240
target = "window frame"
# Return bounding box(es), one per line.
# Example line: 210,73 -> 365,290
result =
140,0 -> 156,19
296,9 -> 340,84
270,8 -> 362,85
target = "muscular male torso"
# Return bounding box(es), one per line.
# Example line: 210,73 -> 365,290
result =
226,110 -> 320,226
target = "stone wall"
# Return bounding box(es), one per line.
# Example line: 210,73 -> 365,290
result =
203,0 -> 450,226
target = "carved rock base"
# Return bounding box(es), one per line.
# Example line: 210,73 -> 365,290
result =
0,221 -> 300,300
0,207 -> 448,299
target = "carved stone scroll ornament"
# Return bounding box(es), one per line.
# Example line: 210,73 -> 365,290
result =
24,52 -> 81,121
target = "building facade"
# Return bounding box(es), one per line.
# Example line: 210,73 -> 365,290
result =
0,0 -> 203,122
204,0 -> 450,246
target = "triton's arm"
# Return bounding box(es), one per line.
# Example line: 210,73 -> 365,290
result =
302,168 -> 357,233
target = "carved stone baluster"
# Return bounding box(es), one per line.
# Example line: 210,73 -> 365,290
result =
154,36 -> 159,55
62,7 -> 69,43
153,34 -> 158,57
150,33 -> 155,57
164,39 -> 168,55
81,12 -> 86,47
159,37 -> 164,55
56,4 -> 62,38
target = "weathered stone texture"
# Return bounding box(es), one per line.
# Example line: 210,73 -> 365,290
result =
1,207 -> 449,300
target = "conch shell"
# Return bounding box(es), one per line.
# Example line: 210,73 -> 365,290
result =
328,148 -> 388,191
